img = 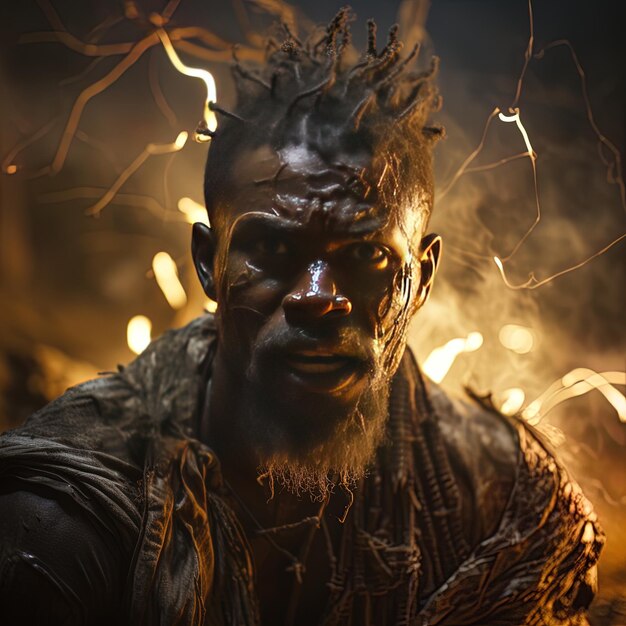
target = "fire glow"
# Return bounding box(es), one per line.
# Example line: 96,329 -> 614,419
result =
422,332 -> 483,384
127,315 -> 152,355
152,251 -> 188,310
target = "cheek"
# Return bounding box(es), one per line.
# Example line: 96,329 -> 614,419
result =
217,254 -> 286,335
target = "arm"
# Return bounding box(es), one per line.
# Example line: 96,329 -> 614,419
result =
0,489 -> 127,625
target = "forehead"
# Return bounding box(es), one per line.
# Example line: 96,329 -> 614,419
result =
218,143 -> 421,241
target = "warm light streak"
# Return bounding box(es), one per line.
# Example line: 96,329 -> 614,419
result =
523,368 -> 626,424
498,324 -> 534,354
498,109 -> 536,160
156,29 -> 217,141
500,388 -> 526,416
127,315 -> 152,354
177,196 -> 210,226
423,332 -> 483,383
85,131 -> 188,216
152,251 -> 187,309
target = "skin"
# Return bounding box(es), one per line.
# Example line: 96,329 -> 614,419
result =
192,141 -> 441,471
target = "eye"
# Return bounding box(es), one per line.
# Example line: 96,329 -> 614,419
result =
253,236 -> 289,256
347,243 -> 389,269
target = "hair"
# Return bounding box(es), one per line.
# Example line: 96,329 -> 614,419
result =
203,7 -> 443,227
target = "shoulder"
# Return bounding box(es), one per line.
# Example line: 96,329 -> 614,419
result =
416,380 -> 604,623
0,488 -> 126,624
427,381 -> 520,543
3,313 -> 216,454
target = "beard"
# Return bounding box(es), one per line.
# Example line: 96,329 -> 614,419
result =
236,325 -> 392,501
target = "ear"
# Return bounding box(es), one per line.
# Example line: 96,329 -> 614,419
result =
192,222 -> 217,300
416,233 -> 442,307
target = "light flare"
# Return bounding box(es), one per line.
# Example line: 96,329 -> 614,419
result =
499,324 -> 534,354
152,251 -> 188,309
177,196 -> 210,226
500,388 -> 526,415
523,368 -> 626,424
157,29 -> 217,141
127,315 -> 152,354
422,332 -> 483,383
204,298 -> 218,314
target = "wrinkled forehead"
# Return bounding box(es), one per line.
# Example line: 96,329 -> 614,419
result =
213,143 -> 425,241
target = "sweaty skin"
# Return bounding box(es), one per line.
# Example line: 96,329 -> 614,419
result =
196,143 -> 439,463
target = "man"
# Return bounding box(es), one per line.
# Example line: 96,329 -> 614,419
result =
0,10 -> 603,625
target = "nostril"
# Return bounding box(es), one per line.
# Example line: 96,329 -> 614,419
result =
333,295 -> 352,315
283,292 -> 352,322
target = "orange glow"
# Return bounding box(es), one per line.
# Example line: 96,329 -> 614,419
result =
204,298 -> 218,314
422,332 -> 483,383
499,324 -> 534,354
157,29 -> 217,141
127,315 -> 152,354
500,388 -> 526,415
152,252 -> 188,309
178,196 -> 210,226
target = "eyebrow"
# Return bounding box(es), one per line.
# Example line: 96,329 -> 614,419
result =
228,211 -> 389,241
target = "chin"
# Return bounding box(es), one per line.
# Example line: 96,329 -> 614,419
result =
241,363 -> 391,500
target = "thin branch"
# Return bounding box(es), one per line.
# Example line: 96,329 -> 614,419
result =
149,49 -> 178,127
84,133 -> 187,216
50,32 -> 160,174
510,0 -> 534,109
437,107 -> 500,201
535,39 -> 625,212
36,0 -> 66,31
494,232 -> 626,290
39,187 -> 175,220
20,31 -> 135,57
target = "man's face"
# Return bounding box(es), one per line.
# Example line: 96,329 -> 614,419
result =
195,142 -> 437,493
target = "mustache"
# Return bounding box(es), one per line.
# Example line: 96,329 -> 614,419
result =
251,323 -> 374,363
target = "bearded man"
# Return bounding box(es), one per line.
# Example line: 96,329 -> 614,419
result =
0,10 -> 603,626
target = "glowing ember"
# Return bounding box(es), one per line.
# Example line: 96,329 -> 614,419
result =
177,196 -> 210,226
5,164 -> 17,175
152,251 -> 187,310
499,387 -> 526,415
422,332 -> 483,383
127,315 -> 152,354
499,324 -> 534,354
157,29 -> 217,141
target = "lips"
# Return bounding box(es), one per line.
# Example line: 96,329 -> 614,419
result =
281,349 -> 364,392
285,350 -> 355,374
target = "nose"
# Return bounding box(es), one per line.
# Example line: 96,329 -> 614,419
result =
283,260 -> 352,325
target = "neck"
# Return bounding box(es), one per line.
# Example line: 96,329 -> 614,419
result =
204,345 -> 259,475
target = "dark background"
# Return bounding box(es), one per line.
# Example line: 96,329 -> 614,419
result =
1,1 -> 624,620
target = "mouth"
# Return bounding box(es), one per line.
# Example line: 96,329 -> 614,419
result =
282,350 -> 364,392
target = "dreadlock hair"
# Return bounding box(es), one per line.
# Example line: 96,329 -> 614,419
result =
204,7 -> 443,230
